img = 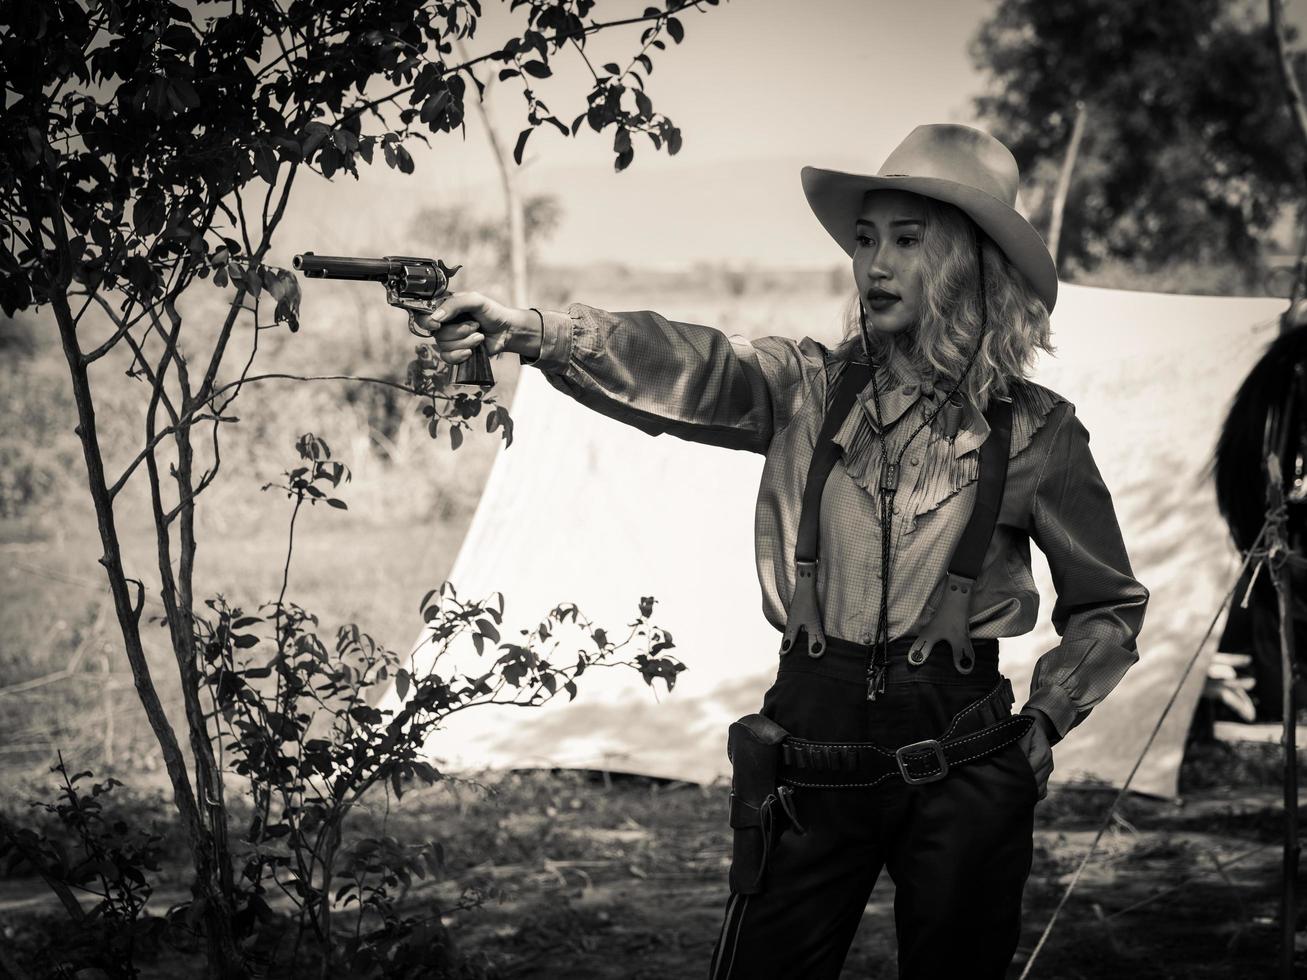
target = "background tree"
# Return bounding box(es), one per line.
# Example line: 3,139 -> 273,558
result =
0,0 -> 712,975
970,0 -> 1307,279
409,194 -> 563,294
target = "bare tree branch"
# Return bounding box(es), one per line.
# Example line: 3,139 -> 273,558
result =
104,411 -> 231,501
81,297 -> 149,364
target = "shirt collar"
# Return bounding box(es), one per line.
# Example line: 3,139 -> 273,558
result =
951,395 -> 991,459
925,369 -> 992,458
854,372 -> 924,433
853,368 -> 991,460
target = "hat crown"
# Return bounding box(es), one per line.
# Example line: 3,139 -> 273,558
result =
799,122 -> 1058,311
877,124 -> 1019,207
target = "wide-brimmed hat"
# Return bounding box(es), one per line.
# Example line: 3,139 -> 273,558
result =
801,123 -> 1058,312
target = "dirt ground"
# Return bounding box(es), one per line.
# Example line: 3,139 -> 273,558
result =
422,783 -> 1301,979
2,760 -> 1303,979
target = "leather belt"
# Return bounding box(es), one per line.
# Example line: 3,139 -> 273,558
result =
778,677 -> 1033,788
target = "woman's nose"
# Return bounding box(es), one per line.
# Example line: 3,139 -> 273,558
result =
866,249 -> 892,280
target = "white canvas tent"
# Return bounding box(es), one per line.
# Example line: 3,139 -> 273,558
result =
380,283 -> 1286,799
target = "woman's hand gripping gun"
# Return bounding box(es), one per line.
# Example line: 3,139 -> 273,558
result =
292,251 -> 494,389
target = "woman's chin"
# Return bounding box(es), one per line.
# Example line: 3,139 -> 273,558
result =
865,312 -> 915,334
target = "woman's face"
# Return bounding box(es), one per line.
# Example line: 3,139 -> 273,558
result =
853,189 -> 925,335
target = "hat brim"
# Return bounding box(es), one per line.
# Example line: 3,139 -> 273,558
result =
801,166 -> 1058,313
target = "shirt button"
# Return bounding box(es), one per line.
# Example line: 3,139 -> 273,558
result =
902,384 -> 916,395
861,633 -> 873,644
893,505 -> 901,514
910,457 -> 920,466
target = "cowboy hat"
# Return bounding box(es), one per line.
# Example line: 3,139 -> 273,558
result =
801,123 -> 1058,313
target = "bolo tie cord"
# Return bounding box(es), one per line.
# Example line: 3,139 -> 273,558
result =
859,239 -> 990,700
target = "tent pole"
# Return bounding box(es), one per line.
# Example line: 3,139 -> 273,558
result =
1267,453 -> 1300,980
1275,546 -> 1298,980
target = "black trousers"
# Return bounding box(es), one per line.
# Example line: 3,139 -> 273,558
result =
708,636 -> 1039,980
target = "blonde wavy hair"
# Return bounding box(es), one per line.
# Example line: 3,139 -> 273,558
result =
832,194 -> 1054,407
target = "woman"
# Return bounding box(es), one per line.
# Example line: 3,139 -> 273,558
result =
416,124 -> 1149,979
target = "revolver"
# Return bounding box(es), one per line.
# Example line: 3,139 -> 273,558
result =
291,251 -> 493,388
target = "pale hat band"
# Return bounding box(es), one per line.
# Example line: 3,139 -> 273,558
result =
801,124 -> 1058,313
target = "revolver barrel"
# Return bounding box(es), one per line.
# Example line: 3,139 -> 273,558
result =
291,252 -> 396,282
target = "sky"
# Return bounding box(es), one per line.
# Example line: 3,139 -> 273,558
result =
282,0 -> 995,270
280,0 -> 1307,272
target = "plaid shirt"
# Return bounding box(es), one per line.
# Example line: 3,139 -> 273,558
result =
521,303 -> 1150,742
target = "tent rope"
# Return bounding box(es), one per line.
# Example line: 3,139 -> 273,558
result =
1018,513 -> 1275,979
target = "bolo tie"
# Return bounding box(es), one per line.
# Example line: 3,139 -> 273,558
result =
860,242 -> 990,701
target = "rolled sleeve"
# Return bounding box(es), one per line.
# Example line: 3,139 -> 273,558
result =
524,302 -> 810,454
1023,403 -> 1150,743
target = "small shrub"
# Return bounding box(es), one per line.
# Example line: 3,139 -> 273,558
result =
0,757 -> 168,979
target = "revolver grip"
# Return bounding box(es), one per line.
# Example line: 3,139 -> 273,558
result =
400,300 -> 496,390
454,342 -> 495,389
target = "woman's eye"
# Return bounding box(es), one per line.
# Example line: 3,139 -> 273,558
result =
855,234 -> 874,247
897,236 -> 918,247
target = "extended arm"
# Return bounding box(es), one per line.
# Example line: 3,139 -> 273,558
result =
437,296 -> 813,454
1023,403 -> 1151,744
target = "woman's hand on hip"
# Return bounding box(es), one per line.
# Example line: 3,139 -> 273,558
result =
411,291 -> 533,362
1017,707 -> 1054,801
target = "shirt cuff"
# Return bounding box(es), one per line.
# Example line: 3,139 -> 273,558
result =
517,306 -> 576,373
1019,706 -> 1061,746
1020,686 -> 1076,744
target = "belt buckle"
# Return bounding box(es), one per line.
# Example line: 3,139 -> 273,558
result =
895,738 -> 949,784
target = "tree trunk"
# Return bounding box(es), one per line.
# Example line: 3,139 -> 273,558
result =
1048,101 -> 1087,267
1270,0 -> 1307,177
1266,451 -> 1300,980
467,62 -> 529,307
1270,0 -> 1307,334
30,179 -> 245,979
50,298 -> 242,978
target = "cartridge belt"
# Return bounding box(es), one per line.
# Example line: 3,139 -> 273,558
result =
778,674 -> 1033,788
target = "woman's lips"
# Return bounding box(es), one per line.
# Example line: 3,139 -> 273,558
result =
867,294 -> 900,312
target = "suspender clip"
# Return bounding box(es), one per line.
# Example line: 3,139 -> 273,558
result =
907,572 -> 979,672
780,560 -> 827,658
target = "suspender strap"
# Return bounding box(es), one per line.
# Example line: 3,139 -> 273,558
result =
794,361 -> 870,563
904,395 -> 1014,673
795,369 -> 1013,570
781,362 -> 871,657
781,362 -> 1015,663
947,397 -> 1013,579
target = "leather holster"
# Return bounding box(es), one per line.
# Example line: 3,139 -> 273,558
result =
726,713 -> 793,894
